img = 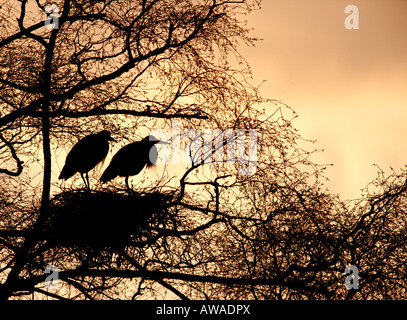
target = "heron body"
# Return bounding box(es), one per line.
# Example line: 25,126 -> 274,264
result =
59,130 -> 115,188
100,135 -> 160,189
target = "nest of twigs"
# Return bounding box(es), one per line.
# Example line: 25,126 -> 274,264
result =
44,188 -> 176,251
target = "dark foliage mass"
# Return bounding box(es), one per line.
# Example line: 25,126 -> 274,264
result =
46,190 -> 174,248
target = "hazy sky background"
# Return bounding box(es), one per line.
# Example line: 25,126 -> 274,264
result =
240,0 -> 407,200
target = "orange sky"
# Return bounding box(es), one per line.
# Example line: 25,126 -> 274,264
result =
240,0 -> 407,199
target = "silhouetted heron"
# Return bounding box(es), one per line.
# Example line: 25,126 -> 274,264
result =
100,135 -> 163,191
59,130 -> 115,189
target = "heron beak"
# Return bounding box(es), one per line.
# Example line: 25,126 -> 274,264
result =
108,136 -> 116,142
156,140 -> 169,145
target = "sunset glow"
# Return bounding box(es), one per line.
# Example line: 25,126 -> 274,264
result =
241,0 -> 407,199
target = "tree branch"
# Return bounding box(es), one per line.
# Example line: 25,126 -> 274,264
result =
0,132 -> 24,176
28,108 -> 208,120
11,267 -> 332,299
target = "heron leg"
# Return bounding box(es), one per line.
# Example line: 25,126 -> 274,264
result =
125,176 -> 132,195
86,172 -> 90,191
81,172 -> 89,190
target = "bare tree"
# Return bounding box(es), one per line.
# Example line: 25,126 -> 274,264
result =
1,0 -> 406,300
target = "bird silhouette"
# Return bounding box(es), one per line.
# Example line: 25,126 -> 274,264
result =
59,130 -> 115,189
100,135 -> 162,191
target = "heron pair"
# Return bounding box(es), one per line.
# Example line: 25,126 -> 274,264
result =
59,131 -> 163,191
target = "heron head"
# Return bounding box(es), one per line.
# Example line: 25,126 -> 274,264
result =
98,130 -> 116,142
144,135 -> 168,145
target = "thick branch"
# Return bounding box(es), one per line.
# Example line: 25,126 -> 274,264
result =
11,267 -> 332,299
0,14 -> 106,49
30,109 -> 208,120
0,132 -> 24,176
0,99 -> 43,129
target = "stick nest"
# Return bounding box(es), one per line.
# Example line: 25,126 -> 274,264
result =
43,188 -> 177,251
